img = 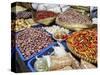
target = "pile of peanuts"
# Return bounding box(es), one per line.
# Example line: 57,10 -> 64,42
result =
11,11 -> 36,32
16,28 -> 53,59
11,19 -> 35,32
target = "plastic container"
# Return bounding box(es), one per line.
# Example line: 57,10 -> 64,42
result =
27,47 -> 55,72
16,42 -> 57,61
16,24 -> 57,61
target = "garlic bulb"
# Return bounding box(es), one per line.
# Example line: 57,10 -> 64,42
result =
43,25 -> 69,35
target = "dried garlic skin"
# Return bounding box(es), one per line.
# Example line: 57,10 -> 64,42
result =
34,58 -> 48,72
49,56 -> 72,70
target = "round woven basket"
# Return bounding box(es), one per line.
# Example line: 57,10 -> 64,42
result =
67,42 -> 97,64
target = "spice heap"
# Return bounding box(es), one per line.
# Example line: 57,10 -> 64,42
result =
35,10 -> 58,25
67,28 -> 97,63
36,11 -> 57,20
56,8 -> 92,31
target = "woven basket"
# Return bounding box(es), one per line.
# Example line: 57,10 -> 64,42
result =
67,42 -> 97,64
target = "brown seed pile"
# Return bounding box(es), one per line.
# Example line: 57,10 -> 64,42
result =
57,8 -> 92,25
16,11 -> 33,19
16,28 -> 53,59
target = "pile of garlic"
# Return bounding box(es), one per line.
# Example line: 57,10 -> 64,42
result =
43,25 -> 69,35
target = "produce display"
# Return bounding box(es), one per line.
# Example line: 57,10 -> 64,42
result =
43,25 -> 69,41
16,28 -> 53,59
56,8 -> 93,31
16,11 -> 33,19
33,52 -> 82,72
35,11 -> 58,25
34,55 -> 72,71
67,28 -> 97,63
11,19 -> 36,32
11,10 -> 37,32
43,25 -> 69,35
11,2 -> 97,73
36,11 -> 57,20
54,32 -> 68,41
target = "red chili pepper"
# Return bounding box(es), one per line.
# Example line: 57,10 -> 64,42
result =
36,11 -> 57,20
63,34 -> 68,40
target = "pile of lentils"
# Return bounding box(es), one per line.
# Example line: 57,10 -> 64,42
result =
16,28 -> 53,59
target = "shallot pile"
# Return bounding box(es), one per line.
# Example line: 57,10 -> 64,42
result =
16,28 -> 53,59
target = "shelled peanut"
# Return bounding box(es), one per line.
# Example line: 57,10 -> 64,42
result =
11,18 -> 36,32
